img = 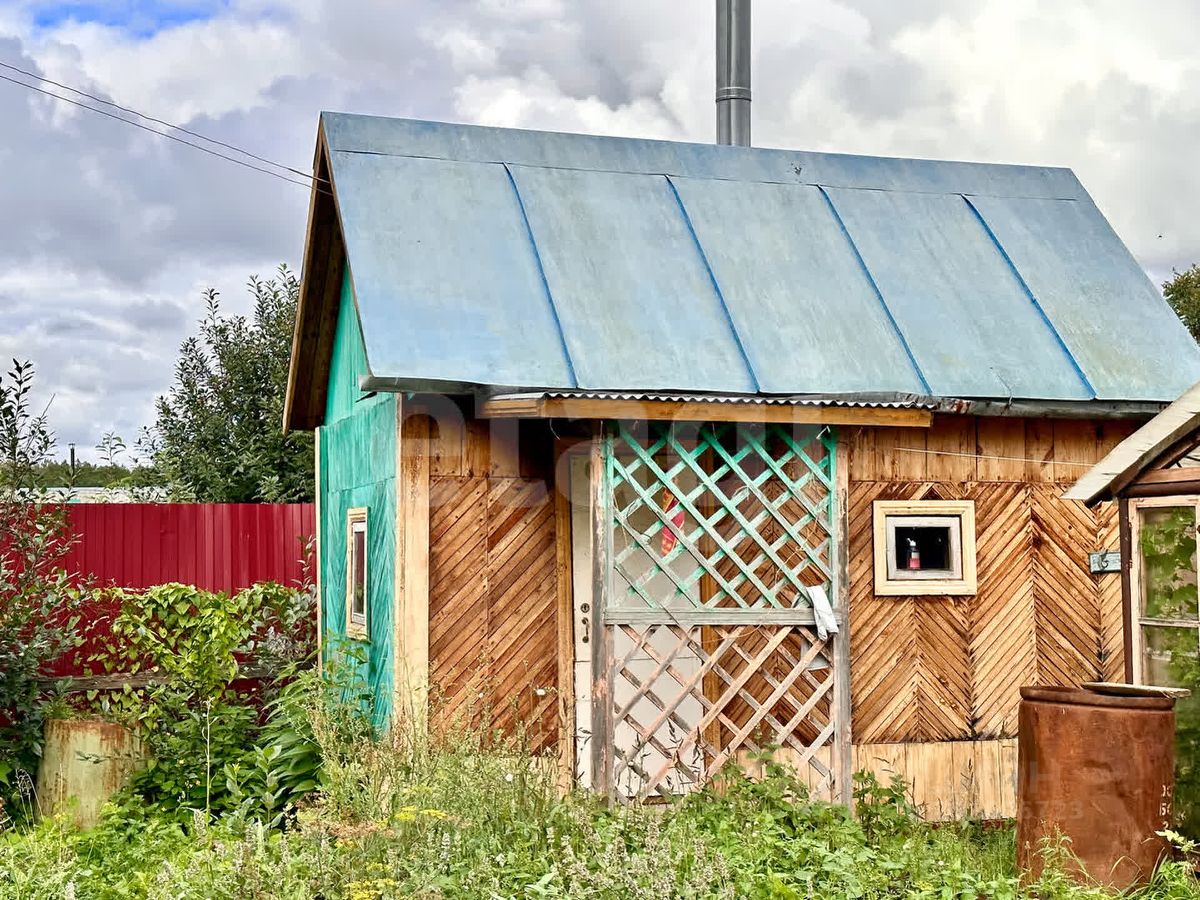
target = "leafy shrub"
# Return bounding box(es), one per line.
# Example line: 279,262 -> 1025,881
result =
0,360 -> 86,817
86,581 -> 317,822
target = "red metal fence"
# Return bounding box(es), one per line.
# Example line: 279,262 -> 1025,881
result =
46,503 -> 316,680
64,503 -> 315,592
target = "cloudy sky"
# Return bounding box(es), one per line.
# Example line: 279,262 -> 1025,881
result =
1,0 -> 1198,459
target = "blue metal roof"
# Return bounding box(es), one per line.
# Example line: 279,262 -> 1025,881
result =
320,112 -> 1200,403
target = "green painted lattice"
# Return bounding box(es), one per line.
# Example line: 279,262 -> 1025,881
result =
606,421 -> 836,615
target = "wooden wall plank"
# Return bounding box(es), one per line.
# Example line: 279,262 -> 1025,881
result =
972,739 -> 1003,820
976,417 -> 1026,482
488,420 -> 522,478
914,597 -> 971,741
426,406 -> 560,755
1099,420 -> 1138,458
1052,419 -> 1102,484
1024,419 -> 1055,484
847,427 -> 874,482
429,401 -> 466,478
852,739 -> 1018,821
850,479 -> 1117,743
465,418 -> 491,478
853,742 -> 907,789
849,415 -> 1139,748
1030,485 -> 1103,688
925,416 -> 977,482
872,427 -> 927,480
429,477 -> 488,730
999,737 -> 1019,815
1096,501 -> 1125,682
970,484 -> 1036,738
849,483 -> 919,743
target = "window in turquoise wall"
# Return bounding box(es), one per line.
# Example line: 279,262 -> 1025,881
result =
347,507 -> 369,640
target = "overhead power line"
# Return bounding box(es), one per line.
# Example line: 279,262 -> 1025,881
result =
0,63 -> 329,195
0,59 -> 325,185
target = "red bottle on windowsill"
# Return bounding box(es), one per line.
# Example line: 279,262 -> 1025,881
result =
906,536 -> 921,570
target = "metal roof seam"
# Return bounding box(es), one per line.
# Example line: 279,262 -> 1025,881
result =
817,186 -> 933,395
501,162 -> 579,388
663,174 -> 759,392
961,194 -> 1096,399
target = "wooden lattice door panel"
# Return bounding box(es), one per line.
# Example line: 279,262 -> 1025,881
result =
592,422 -> 846,801
607,621 -> 838,800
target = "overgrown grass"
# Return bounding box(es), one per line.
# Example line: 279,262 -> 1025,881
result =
2,682 -> 1198,899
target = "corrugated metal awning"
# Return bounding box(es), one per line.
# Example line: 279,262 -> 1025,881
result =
492,390 -> 939,409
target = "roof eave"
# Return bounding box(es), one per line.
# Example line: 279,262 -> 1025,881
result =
284,120 -> 345,433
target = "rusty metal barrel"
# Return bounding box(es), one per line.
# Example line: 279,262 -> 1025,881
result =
1017,685 -> 1176,889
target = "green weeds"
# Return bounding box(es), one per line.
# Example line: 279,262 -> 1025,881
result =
2,690 -> 1198,899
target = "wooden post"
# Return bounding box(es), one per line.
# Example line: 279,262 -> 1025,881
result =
589,429 -> 613,797
394,398 -> 431,731
315,428 -> 323,674
553,440 -> 577,791
1118,497 -> 1134,684
833,431 -> 854,805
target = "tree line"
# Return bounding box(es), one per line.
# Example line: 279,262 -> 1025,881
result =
37,265 -> 313,503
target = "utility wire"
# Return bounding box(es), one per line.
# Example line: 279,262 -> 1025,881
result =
0,70 -> 329,195
0,58 -> 327,185
895,446 -> 1093,468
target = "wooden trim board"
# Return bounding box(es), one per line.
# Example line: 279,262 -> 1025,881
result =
345,506 -> 369,641
285,128 -> 345,432
553,440 -> 580,791
315,430 -> 323,672
833,436 -> 854,804
481,396 -> 933,428
394,400 -> 431,728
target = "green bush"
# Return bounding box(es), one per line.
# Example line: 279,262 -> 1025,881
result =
84,581 -> 318,823
0,360 -> 87,818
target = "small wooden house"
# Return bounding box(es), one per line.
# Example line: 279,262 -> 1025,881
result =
1068,381 -> 1200,689
284,114 -> 1200,815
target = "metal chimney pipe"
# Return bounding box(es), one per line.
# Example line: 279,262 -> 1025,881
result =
716,0 -> 751,146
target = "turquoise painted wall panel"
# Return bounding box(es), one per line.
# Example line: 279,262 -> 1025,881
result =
326,268 -> 391,423
320,269 -> 397,729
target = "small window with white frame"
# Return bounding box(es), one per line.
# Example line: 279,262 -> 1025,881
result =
346,507 -> 369,639
873,500 -> 977,596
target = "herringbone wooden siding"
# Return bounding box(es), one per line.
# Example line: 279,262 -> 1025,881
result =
429,474 -> 559,752
417,405 -> 562,754
847,416 -> 1131,744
